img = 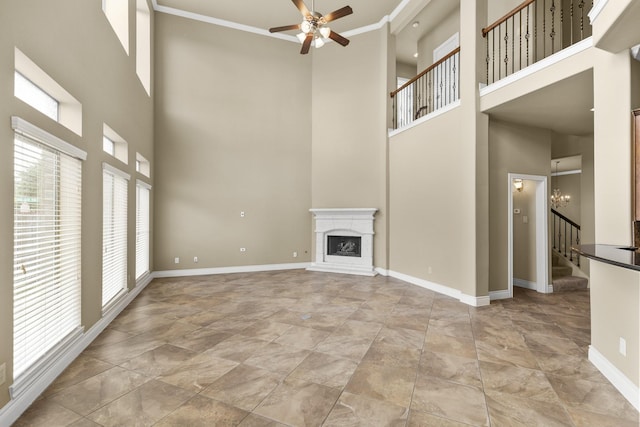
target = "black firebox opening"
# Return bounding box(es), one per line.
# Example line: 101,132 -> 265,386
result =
327,236 -> 361,257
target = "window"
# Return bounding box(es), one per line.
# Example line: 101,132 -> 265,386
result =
12,117 -> 86,391
136,152 -> 150,177
103,136 -> 115,156
15,48 -> 83,136
136,0 -> 151,95
103,124 -> 128,164
103,0 -> 130,54
14,72 -> 59,121
136,181 -> 151,280
102,164 -> 129,310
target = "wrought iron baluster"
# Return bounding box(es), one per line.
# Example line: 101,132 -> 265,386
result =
519,11 -> 522,72
486,35 -> 489,84
550,0 -> 556,54
526,5 -> 530,66
570,0 -> 574,45
579,0 -> 585,40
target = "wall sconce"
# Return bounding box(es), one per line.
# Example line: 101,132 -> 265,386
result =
513,179 -> 523,192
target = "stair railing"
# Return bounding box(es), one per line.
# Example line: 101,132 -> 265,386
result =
482,0 -> 593,85
551,208 -> 580,266
390,47 -> 460,130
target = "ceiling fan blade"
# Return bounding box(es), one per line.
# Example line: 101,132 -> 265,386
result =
269,24 -> 301,33
292,0 -> 311,17
301,34 -> 313,54
323,5 -> 353,23
328,30 -> 350,46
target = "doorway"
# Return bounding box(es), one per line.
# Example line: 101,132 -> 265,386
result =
508,173 -> 550,297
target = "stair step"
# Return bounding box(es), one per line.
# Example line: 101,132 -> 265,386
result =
552,265 -> 573,278
552,252 -> 561,266
552,275 -> 588,292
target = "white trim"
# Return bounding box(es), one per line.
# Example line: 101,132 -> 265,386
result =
136,178 -> 152,190
514,278 -> 537,290
154,262 -> 311,278
480,38 -> 593,97
508,173 -> 550,299
388,100 -> 461,138
489,289 -> 511,301
152,1 -> 403,41
103,162 -> 131,181
153,4 -> 297,43
389,0 -> 412,22
0,276 -> 152,427
11,116 -> 87,160
589,345 -> 640,411
375,267 -> 390,276
387,270 -> 490,307
342,16 -> 389,38
552,169 -> 582,176
588,0 -> 608,23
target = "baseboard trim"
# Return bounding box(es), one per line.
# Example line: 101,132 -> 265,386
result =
154,262 -> 311,278
0,276 -> 153,427
489,289 -> 511,301
514,278 -> 537,290
386,270 -> 490,307
588,345 -> 640,411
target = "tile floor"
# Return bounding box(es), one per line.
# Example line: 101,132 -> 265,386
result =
14,270 -> 640,426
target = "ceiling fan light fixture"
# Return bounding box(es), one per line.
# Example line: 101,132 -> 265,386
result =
319,26 -> 331,39
300,20 -> 312,34
296,32 -> 307,43
315,36 -> 325,48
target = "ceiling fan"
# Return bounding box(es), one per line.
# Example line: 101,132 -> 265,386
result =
269,0 -> 353,54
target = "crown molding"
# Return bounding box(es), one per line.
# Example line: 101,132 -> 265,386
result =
151,0 -> 406,41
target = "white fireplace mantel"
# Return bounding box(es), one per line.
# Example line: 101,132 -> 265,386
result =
307,208 -> 378,276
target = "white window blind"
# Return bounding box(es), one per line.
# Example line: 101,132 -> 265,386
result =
13,132 -> 82,381
135,181 -> 150,280
102,164 -> 129,309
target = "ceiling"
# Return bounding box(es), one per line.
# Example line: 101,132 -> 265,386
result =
153,0 -> 444,66
155,0 -> 401,35
484,70 -> 594,137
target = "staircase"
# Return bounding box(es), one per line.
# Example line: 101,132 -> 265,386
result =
552,252 -> 588,292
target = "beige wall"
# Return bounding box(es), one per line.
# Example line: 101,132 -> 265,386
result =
417,7 -> 460,71
153,14 -> 312,271
389,107 -> 476,290
0,0 -> 154,408
591,47 -> 639,387
513,181 -> 537,283
396,61 -> 417,80
311,27 -> 390,268
489,119 -> 551,292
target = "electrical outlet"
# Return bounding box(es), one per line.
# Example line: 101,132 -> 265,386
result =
619,337 -> 627,356
428,266 -> 432,274
293,251 -> 298,258
240,247 -> 246,252
0,362 -> 6,386
174,257 -> 180,264
193,256 -> 198,263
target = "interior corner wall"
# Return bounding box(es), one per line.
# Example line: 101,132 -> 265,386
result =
488,119 -> 551,293
153,14 -> 312,271
0,0 -> 154,409
416,6 -> 460,71
310,26 -> 390,269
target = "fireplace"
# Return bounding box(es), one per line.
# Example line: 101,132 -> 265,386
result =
327,236 -> 361,257
307,208 -> 377,276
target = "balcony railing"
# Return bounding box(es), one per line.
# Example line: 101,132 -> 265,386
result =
482,0 -> 593,85
390,47 -> 460,130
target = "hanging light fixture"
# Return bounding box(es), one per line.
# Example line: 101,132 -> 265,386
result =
551,160 -> 570,209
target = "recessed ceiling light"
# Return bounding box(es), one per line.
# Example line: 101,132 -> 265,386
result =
590,108 -> 595,112
413,52 -> 419,58
412,21 -> 420,28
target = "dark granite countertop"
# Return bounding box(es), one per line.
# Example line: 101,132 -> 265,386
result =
573,244 -> 640,272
